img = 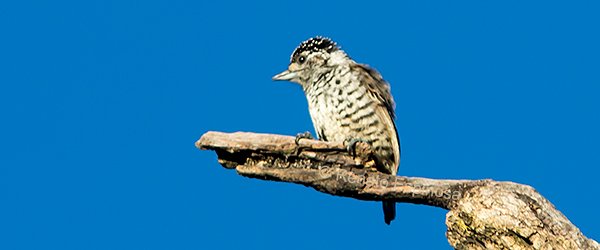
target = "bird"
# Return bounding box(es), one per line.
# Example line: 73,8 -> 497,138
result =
272,36 -> 401,224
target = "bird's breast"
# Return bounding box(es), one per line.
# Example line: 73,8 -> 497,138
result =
305,75 -> 387,141
303,69 -> 399,174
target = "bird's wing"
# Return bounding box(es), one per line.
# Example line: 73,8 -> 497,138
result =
353,63 -> 401,174
354,64 -> 396,119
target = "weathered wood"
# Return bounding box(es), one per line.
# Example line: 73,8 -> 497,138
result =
196,131 -> 598,250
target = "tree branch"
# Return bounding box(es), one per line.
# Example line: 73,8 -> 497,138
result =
196,131 -> 598,250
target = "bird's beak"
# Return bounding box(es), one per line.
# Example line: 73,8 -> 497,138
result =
272,70 -> 297,81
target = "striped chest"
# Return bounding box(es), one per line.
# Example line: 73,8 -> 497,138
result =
304,67 -> 382,144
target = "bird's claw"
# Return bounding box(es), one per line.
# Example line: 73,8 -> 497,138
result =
345,137 -> 369,157
295,131 -> 314,145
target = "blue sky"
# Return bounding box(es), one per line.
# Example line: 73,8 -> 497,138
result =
1,1 -> 598,249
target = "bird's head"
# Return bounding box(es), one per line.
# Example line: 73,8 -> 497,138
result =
273,36 -> 348,86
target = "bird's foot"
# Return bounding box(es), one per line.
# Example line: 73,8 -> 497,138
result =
344,137 -> 370,157
295,131 -> 314,145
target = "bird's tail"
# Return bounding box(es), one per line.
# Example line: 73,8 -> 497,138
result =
383,201 -> 396,225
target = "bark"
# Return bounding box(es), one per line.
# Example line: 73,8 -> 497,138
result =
196,131 -> 598,250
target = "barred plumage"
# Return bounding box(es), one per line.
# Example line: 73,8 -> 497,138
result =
273,37 -> 400,224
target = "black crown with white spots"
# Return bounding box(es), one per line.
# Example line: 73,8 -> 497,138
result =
291,36 -> 339,62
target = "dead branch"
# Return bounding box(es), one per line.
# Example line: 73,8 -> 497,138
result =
196,131 -> 598,250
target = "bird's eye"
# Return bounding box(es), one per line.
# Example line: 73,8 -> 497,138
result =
298,56 -> 306,64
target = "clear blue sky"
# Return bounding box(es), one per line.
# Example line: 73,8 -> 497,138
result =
1,1 -> 598,249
